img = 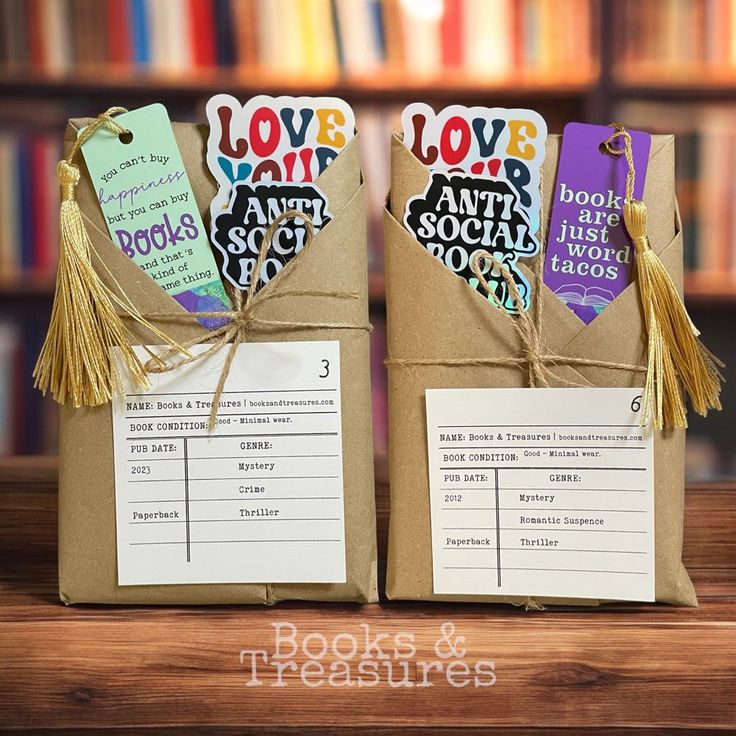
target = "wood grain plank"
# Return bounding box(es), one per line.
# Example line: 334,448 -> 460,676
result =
0,457 -> 735,733
0,455 -> 58,487
1,612 -> 735,730
683,487 -> 736,569
16,730 -> 736,736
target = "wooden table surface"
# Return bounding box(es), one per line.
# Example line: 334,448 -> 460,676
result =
0,455 -> 735,735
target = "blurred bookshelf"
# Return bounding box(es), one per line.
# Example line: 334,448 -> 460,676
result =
0,72 -> 598,102
684,273 -> 736,306
0,0 -> 734,479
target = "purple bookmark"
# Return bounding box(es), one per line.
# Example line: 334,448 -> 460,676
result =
544,122 -> 651,324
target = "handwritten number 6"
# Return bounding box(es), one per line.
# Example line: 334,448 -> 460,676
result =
319,359 -> 330,379
631,395 -> 642,413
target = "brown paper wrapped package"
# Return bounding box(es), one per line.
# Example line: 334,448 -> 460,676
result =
58,119 -> 377,604
385,133 -> 696,607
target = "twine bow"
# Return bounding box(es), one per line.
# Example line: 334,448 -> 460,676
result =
141,209 -> 372,431
470,254 -> 557,388
465,250 -> 648,387
387,244 -> 648,393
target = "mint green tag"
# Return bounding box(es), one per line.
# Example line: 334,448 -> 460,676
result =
80,104 -> 229,325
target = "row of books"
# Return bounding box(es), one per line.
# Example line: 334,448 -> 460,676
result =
0,0 -> 598,80
0,319 -> 58,455
615,0 -> 736,75
0,314 -> 383,457
617,101 -> 736,276
6,101 -> 736,283
0,315 -> 380,457
0,323 -> 16,455
0,104 -> 390,281
3,316 -> 727,478
0,131 -> 61,279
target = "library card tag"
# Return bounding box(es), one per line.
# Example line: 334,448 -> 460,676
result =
543,122 -> 651,324
79,103 -> 230,329
111,341 -> 345,586
425,388 -> 655,602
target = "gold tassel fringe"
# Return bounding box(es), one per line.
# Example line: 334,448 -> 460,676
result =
34,110 -> 186,408
624,199 -> 723,430
601,123 -> 723,430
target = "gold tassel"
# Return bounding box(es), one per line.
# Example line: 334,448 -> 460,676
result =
604,124 -> 723,430
624,200 -> 722,429
34,108 -> 187,408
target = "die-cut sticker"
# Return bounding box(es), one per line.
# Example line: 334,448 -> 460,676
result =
206,93 -> 355,215
404,172 -> 539,313
401,103 -> 547,233
211,181 -> 332,290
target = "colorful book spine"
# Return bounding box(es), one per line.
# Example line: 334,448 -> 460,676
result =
0,322 -> 19,455
29,138 -> 49,273
0,131 -> 61,278
213,0 -> 236,67
130,0 -> 150,66
189,0 -> 216,68
0,133 -> 20,278
108,0 -> 132,67
441,0 -> 463,68
16,140 -> 33,273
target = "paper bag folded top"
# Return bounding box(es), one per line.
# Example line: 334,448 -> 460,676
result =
385,133 -> 696,607
58,120 -> 378,604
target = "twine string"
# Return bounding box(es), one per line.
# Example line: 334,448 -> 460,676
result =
601,123 -> 652,262
138,209 -> 371,431
470,252 -> 553,387
68,106 -> 131,164
58,107 -> 130,203
600,122 -> 635,203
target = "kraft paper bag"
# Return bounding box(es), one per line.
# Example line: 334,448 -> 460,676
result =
385,133 -> 696,607
58,119 -> 378,604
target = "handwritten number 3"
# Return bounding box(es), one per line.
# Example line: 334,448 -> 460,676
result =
319,359 -> 330,379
